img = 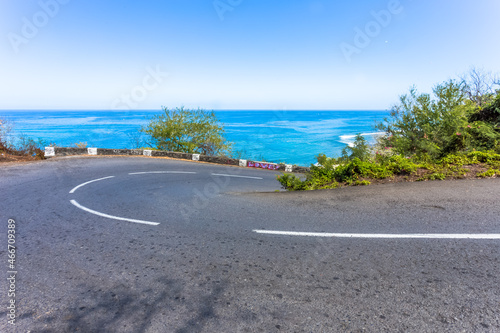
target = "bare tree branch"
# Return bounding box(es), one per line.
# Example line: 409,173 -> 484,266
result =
459,67 -> 497,107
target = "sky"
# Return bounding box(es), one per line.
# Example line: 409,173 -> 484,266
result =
1,0 -> 499,110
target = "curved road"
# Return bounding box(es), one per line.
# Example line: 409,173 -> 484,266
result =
1,156 -> 500,332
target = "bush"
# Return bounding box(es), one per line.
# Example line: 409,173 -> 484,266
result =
428,172 -> 446,180
278,72 -> 500,192
0,118 -> 13,153
0,119 -> 48,160
466,150 -> 500,163
278,151 -> 500,191
385,155 -> 418,174
15,136 -> 47,159
340,134 -> 371,162
466,94 -> 500,151
469,93 -> 500,126
141,107 -> 232,156
377,76 -> 500,159
477,169 -> 500,178
376,80 -> 477,158
276,174 -> 307,191
74,142 -> 88,148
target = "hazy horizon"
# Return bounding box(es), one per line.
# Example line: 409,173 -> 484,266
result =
0,108 -> 388,112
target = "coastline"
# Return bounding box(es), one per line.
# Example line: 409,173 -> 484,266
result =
0,110 -> 389,167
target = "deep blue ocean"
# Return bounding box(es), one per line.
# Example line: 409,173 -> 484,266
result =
1,110 -> 389,166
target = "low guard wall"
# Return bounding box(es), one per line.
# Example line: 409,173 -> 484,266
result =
44,147 -> 310,173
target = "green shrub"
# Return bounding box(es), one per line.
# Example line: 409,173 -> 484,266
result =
141,107 -> 232,156
417,172 -> 448,181
376,81 -> 472,158
278,150 -> 500,191
465,151 -> 500,166
477,169 -> 500,178
277,174 -> 306,191
385,155 -> 418,174
0,118 -> 13,153
277,74 -> 500,191
439,154 -> 471,166
464,121 -> 499,151
340,134 -> 371,162
469,93 -> 500,126
377,80 -> 500,159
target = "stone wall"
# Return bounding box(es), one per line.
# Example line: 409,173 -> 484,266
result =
44,147 -> 310,173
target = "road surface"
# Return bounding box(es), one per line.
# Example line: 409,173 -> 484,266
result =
1,156 -> 499,332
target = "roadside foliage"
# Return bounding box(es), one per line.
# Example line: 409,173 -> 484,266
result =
279,71 -> 500,191
141,107 -> 232,156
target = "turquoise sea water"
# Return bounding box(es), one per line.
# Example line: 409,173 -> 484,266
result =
0,110 -> 389,166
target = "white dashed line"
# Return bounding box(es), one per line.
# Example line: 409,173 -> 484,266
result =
68,170 -> 268,227
212,173 -> 263,180
253,230 -> 500,240
70,200 -> 160,226
69,176 -> 115,194
128,171 -> 197,175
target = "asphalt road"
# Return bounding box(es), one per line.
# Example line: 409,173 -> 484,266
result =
1,156 -> 500,332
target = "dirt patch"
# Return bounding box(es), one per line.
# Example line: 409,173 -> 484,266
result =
0,152 -> 42,164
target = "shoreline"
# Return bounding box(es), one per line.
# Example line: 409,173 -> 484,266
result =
0,109 -> 389,167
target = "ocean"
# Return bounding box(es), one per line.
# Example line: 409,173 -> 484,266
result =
0,110 -> 389,166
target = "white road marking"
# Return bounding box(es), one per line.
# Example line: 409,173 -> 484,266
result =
69,176 -> 115,194
212,173 -> 263,180
68,171 -> 263,227
128,171 -> 197,175
70,200 -> 160,226
253,230 -> 500,240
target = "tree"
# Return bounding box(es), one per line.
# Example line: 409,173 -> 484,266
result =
469,89 -> 500,125
376,80 -> 472,158
377,77 -> 500,158
460,67 -> 499,107
141,107 -> 232,156
340,134 -> 371,162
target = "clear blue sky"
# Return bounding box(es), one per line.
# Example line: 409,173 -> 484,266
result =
1,0 -> 499,110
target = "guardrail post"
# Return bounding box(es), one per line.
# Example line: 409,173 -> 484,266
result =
44,147 -> 55,157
